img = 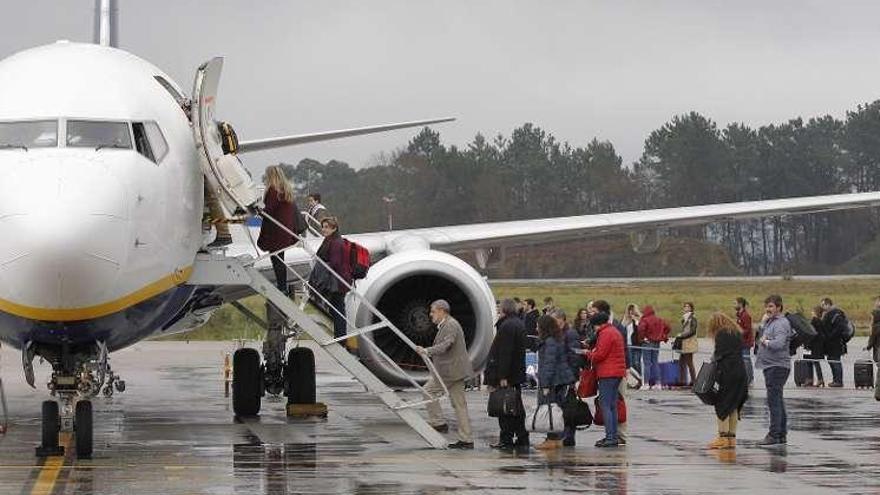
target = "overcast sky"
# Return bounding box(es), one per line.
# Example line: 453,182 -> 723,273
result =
3,1 -> 880,174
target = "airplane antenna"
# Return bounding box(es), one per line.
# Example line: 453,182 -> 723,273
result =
93,0 -> 119,47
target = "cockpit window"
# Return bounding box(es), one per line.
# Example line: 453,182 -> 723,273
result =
67,120 -> 132,149
0,120 -> 57,149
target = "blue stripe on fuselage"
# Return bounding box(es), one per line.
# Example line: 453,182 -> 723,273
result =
0,285 -> 196,352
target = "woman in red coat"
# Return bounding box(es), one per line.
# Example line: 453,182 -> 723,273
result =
586,312 -> 626,447
257,165 -> 302,295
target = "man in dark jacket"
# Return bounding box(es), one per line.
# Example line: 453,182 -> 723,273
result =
866,296 -> 880,364
820,298 -> 847,387
523,299 -> 540,351
485,299 -> 529,449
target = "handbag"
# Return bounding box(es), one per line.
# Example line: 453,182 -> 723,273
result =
693,361 -> 719,406
561,388 -> 592,427
528,389 -> 565,433
577,366 -> 598,398
593,394 -> 627,426
487,387 -> 524,418
672,338 -> 682,351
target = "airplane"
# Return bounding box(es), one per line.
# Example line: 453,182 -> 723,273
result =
3,0 -> 880,458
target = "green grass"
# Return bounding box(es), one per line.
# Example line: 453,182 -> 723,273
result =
162,278 -> 880,341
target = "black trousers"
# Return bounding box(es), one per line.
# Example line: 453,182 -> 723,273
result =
498,387 -> 529,445
271,252 -> 288,295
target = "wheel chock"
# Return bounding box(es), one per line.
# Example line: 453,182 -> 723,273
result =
286,402 -> 328,419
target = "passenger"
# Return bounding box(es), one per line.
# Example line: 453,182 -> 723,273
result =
542,297 -> 556,315
706,313 -> 749,450
513,297 -> 525,319
621,304 -> 642,377
590,300 -> 630,444
306,193 -> 329,233
315,216 -> 350,339
523,298 -> 540,338
257,165 -> 302,295
584,311 -> 626,448
807,306 -> 827,387
416,299 -> 474,449
485,299 -> 529,450
549,308 -> 584,447
204,186 -> 232,247
755,294 -> 792,446
535,315 -> 576,450
573,308 -> 591,339
637,305 -> 671,390
819,298 -> 847,387
674,302 -> 699,387
735,297 -> 755,385
865,296 -> 880,364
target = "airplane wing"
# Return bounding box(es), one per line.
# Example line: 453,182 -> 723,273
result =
380,191 -> 880,252
237,118 -> 455,154
228,191 -> 880,264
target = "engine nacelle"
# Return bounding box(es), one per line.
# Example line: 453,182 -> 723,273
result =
347,249 -> 496,386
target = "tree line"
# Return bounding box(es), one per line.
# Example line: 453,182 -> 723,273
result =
278,100 -> 880,275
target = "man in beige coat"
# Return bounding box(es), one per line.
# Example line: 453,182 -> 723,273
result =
416,299 -> 474,449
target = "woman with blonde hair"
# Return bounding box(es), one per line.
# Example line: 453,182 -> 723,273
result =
257,164 -> 304,295
706,312 -> 749,449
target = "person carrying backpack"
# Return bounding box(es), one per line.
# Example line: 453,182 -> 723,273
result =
820,298 -> 848,387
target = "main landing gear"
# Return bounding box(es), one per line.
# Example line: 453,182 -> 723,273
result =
231,304 -> 317,418
27,341 -> 125,458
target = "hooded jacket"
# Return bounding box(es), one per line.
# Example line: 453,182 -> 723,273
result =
637,306 -> 671,344
587,323 -> 626,379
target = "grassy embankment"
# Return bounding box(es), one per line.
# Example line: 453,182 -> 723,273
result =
161,278 -> 880,341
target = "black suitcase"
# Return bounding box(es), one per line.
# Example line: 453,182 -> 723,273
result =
794,359 -> 814,387
854,360 -> 875,389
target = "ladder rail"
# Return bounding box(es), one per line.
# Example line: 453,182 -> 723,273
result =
239,262 -> 448,448
243,210 -> 450,400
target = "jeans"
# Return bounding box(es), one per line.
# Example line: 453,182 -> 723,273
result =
742,349 -> 754,385
629,348 -> 643,376
642,343 -> 660,386
598,378 -> 621,441
827,355 -> 843,385
327,292 -> 347,339
763,366 -> 790,439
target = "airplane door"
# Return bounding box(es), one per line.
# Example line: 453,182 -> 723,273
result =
191,57 -> 260,214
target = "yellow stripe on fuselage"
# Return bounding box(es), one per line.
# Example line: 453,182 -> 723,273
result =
0,266 -> 193,322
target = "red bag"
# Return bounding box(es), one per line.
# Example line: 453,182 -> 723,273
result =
343,239 -> 371,280
577,367 -> 598,398
593,395 -> 627,426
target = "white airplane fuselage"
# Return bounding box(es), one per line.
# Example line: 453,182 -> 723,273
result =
0,42 -> 204,351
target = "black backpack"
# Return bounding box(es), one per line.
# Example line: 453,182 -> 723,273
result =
786,312 -> 817,355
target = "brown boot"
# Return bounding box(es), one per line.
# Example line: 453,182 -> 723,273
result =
536,438 -> 562,450
724,435 -> 736,449
707,436 -> 727,450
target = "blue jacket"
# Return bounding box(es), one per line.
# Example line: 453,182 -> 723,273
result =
538,335 -> 576,388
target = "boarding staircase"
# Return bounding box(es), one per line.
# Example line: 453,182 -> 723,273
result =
189,211 -> 450,449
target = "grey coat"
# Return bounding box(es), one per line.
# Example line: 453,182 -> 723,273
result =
425,316 -> 473,383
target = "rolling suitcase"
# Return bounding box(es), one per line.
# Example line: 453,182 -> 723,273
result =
854,360 -> 875,389
794,359 -> 813,387
659,361 -> 680,388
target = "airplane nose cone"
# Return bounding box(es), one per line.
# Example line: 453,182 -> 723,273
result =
0,154 -> 131,315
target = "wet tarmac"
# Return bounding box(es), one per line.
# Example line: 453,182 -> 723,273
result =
0,340 -> 878,494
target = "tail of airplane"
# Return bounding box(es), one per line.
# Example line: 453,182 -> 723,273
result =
93,0 -> 119,47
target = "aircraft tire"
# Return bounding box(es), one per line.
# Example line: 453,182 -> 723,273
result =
75,400 -> 93,458
233,348 -> 262,416
40,400 -> 60,450
285,347 -> 316,404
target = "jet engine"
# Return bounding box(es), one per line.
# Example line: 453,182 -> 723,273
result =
347,249 -> 496,386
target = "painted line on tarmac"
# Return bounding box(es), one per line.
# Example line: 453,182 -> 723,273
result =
25,432 -> 71,495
